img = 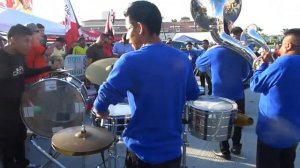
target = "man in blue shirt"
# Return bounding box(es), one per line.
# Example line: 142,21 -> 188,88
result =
197,39 -> 212,95
196,30 -> 249,160
250,28 -> 300,168
183,41 -> 199,70
112,33 -> 133,58
93,1 -> 200,167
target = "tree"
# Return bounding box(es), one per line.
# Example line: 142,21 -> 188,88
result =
180,17 -> 190,22
171,19 -> 177,34
282,28 -> 289,33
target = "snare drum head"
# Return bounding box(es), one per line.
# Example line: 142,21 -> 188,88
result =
21,77 -> 87,138
108,103 -> 131,117
189,95 -> 237,112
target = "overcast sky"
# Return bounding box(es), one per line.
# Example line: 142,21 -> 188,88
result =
32,0 -> 300,35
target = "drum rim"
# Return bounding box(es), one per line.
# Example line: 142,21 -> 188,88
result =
187,95 -> 238,113
21,77 -> 87,138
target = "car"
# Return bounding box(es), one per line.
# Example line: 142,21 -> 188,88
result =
163,40 -> 203,51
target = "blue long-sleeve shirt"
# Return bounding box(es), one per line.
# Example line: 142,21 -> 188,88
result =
93,42 -> 200,164
183,49 -> 199,69
250,55 -> 300,148
196,46 -> 249,100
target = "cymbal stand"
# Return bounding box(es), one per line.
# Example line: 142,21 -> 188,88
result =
181,104 -> 190,168
107,118 -> 125,168
29,134 -> 66,168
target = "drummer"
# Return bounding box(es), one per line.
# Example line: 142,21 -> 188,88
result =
0,24 -> 60,167
196,24 -> 250,160
92,1 -> 200,167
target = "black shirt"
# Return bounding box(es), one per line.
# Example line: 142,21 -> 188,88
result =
86,43 -> 105,63
0,48 -> 51,113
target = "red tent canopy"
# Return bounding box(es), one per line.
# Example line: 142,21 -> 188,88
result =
80,29 -> 101,42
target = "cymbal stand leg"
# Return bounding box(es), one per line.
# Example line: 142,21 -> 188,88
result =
82,156 -> 86,168
110,120 -> 117,168
29,135 -> 66,168
43,152 -> 61,168
181,124 -> 188,168
181,107 -> 189,168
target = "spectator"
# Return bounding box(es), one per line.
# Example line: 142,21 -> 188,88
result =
36,23 -> 47,47
44,37 -> 66,68
72,36 -> 88,55
24,23 -> 49,84
112,33 -> 133,57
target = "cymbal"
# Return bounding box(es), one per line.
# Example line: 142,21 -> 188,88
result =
85,58 -> 118,85
52,126 -> 114,156
50,69 -> 70,73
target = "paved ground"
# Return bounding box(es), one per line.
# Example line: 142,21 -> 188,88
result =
25,88 -> 300,168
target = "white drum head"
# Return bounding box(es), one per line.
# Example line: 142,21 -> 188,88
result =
21,77 -> 86,138
189,95 -> 237,112
108,103 -> 131,117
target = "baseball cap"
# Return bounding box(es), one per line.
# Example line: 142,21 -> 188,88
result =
25,23 -> 39,33
186,41 -> 193,45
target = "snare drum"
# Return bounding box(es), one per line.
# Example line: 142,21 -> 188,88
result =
106,103 -> 131,136
187,96 -> 237,141
21,74 -> 88,138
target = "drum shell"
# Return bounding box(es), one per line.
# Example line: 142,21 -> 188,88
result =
187,96 -> 237,141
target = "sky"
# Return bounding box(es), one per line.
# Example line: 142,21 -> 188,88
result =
32,0 -> 300,35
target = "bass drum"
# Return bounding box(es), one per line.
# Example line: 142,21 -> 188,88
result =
21,74 -> 88,138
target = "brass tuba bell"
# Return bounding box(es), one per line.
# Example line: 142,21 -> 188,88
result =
190,0 -> 257,81
241,24 -> 275,70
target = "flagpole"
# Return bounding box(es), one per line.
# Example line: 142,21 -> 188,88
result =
68,0 -> 80,28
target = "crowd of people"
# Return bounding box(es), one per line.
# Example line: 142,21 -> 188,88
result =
0,0 -> 300,168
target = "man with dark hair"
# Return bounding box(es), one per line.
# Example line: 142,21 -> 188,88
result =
196,24 -> 249,160
36,23 -> 47,47
92,1 -> 200,167
24,23 -> 49,84
230,26 -> 243,40
72,36 -> 87,55
250,28 -> 300,168
86,34 -> 106,65
0,24 -> 59,167
184,41 -> 198,69
198,39 -> 212,95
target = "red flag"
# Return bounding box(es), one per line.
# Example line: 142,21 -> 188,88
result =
64,0 -> 79,52
104,11 -> 114,37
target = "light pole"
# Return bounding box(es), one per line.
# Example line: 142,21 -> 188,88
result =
171,19 -> 177,36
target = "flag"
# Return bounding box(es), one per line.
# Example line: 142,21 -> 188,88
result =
104,11 -> 114,37
110,9 -> 115,24
64,0 -> 80,52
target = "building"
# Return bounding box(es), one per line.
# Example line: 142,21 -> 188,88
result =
81,19 -> 206,40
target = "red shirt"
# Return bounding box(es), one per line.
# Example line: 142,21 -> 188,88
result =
103,43 -> 113,57
25,44 -> 48,84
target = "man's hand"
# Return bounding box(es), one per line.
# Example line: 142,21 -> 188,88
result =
92,108 -> 109,120
95,111 -> 109,119
260,51 -> 272,63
